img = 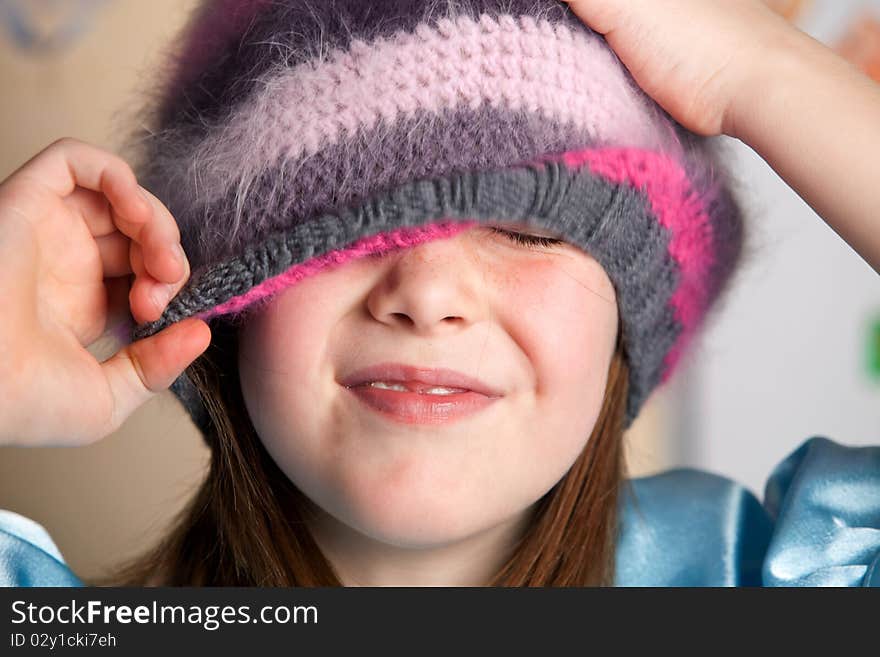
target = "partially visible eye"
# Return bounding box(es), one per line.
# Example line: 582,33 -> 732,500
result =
489,226 -> 563,248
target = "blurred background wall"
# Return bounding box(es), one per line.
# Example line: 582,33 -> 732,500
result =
0,0 -> 877,581
0,0 -> 207,583
668,0 -> 880,495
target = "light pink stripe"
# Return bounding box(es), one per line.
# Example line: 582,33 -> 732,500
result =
195,221 -> 479,322
557,147 -> 715,383
188,13 -> 681,208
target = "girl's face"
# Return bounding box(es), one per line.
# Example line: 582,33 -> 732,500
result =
238,223 -> 618,557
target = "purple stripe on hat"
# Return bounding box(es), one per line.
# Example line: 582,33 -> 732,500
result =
168,0 -> 272,100
139,104 -> 607,274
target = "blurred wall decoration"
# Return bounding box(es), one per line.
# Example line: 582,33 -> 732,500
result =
764,0 -> 812,21
834,8 -> 880,81
0,0 -> 109,54
869,313 -> 880,381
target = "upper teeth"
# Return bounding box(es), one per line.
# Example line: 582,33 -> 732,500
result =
367,381 -> 466,395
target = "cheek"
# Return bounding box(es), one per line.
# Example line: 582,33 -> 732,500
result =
491,257 -> 616,492
499,253 -> 616,391
238,292 -> 342,488
240,318 -> 322,429
238,341 -> 319,479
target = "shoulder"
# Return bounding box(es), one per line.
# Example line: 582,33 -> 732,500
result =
615,461 -> 772,586
760,436 -> 880,586
615,436 -> 880,587
0,509 -> 83,587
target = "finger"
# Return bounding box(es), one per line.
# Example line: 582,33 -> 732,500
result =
65,179 -> 187,286
560,1 -> 621,35
103,274 -> 135,329
135,184 -> 190,285
129,240 -> 190,324
62,185 -> 116,237
10,137 -> 150,233
100,317 -> 211,434
95,231 -> 133,278
12,137 -> 187,285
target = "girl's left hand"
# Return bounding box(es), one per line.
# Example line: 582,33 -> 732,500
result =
561,0 -> 802,137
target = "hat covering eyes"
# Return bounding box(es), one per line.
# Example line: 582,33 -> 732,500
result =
127,0 -> 745,433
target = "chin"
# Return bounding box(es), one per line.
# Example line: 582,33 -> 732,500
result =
331,471 -> 494,549
350,513 -> 488,550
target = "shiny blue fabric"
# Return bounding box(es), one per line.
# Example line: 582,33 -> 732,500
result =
0,510 -> 82,587
2,436 -> 878,587
615,436 -> 880,586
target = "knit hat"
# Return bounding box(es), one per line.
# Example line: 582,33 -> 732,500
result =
127,0 -> 745,434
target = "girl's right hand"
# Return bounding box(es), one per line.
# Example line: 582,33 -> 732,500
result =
0,138 -> 212,447
562,0 -> 799,137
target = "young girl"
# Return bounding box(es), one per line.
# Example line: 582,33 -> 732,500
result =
0,0 -> 878,587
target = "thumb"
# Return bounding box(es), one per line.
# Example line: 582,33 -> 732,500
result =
561,0 -> 623,36
100,318 -> 212,433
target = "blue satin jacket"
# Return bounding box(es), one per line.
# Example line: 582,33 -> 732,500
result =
2,436 -> 878,587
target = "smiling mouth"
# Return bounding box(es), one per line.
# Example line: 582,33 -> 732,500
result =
353,381 -> 471,394
343,383 -> 499,425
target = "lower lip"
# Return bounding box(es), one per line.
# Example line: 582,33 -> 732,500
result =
344,385 -> 499,425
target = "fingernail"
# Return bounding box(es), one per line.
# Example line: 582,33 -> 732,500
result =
173,243 -> 188,271
151,283 -> 176,309
134,185 -> 151,212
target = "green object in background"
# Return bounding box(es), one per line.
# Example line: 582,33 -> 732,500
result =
869,313 -> 880,382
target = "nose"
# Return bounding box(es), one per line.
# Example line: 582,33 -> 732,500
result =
364,228 -> 489,337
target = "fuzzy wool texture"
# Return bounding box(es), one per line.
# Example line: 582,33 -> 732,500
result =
120,0 -> 748,433
126,0 -> 695,273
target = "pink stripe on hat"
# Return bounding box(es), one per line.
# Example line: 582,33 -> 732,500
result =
195,221 -> 479,322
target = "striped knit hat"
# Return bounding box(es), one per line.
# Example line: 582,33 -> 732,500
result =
127,0 -> 745,433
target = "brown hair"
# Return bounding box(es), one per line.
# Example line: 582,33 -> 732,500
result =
93,312 -> 631,587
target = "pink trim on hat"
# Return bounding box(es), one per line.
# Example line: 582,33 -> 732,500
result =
195,221 -> 478,322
